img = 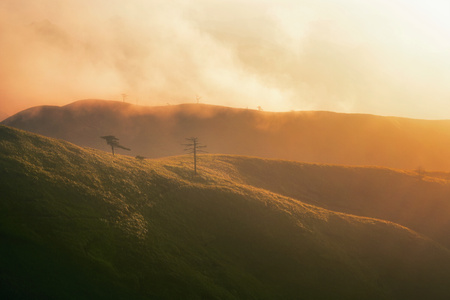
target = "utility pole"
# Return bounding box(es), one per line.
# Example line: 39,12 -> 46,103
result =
183,137 -> 207,175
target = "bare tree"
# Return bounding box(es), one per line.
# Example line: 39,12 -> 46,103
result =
101,135 -> 131,156
183,137 -> 207,175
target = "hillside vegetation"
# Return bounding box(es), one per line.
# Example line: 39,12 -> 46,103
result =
3,99 -> 450,171
2,125 -> 450,299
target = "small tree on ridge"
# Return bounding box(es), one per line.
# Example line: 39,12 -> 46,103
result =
183,137 -> 207,175
101,135 -> 130,156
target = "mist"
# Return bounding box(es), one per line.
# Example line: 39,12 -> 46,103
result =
1,0 -> 450,119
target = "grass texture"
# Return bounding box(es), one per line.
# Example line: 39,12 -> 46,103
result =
2,125 -> 450,299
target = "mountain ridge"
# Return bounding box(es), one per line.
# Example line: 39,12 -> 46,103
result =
3,99 -> 450,171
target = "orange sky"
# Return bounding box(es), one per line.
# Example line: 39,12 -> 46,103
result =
1,0 -> 449,120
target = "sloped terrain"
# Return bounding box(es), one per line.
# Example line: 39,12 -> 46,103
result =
210,156 -> 450,249
2,125 -> 450,299
3,99 -> 450,171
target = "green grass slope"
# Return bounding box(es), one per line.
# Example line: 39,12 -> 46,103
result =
2,125 -> 450,299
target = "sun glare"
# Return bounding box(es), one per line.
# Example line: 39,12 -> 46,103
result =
392,0 -> 450,48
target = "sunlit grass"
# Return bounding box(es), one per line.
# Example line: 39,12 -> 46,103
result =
2,124 -> 450,299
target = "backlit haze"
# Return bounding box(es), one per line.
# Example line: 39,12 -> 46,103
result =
1,0 -> 450,120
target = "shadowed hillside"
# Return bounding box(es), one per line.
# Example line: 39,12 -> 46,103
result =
2,125 -> 450,299
3,99 -> 450,171
208,156 -> 450,249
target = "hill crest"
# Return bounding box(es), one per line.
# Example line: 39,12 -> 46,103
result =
3,99 -> 450,171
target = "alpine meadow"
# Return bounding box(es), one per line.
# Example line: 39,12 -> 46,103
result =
3,123 -> 450,299
2,0 -> 450,299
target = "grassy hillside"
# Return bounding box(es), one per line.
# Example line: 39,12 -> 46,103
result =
3,99 -> 450,171
2,125 -> 450,299
208,156 -> 450,249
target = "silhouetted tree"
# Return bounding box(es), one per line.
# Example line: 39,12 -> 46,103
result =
183,137 -> 207,175
416,166 -> 425,180
101,135 -> 130,156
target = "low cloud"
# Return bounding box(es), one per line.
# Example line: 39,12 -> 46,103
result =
1,0 -> 450,119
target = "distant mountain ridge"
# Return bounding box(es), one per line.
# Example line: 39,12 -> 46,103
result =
3,124 -> 450,299
3,99 -> 450,171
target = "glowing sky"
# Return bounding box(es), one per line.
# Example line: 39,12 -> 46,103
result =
1,0 -> 449,119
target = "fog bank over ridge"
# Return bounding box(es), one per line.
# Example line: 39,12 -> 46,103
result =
1,0 -> 450,119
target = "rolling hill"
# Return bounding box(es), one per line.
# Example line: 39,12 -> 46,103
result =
2,124 -> 450,299
3,99 -> 450,171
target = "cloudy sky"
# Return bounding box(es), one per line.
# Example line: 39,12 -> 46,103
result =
1,0 -> 449,119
